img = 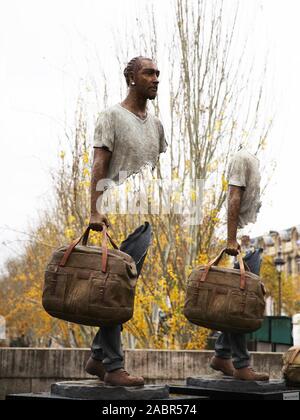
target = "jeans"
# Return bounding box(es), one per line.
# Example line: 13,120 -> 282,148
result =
91,222 -> 152,372
215,249 -> 263,369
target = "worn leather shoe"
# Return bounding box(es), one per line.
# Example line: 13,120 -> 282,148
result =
85,356 -> 106,381
210,356 -> 235,377
104,369 -> 145,387
234,367 -> 269,381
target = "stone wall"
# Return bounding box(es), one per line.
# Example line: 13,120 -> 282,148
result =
0,348 -> 284,399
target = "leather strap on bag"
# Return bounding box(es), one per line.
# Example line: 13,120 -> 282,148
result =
97,225 -> 119,273
59,225 -> 119,273
59,235 -> 84,268
200,248 -> 246,290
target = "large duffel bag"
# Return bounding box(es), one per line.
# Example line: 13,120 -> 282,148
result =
183,249 -> 266,334
42,226 -> 138,327
282,347 -> 300,385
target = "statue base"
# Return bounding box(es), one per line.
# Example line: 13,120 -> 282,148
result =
50,380 -> 169,400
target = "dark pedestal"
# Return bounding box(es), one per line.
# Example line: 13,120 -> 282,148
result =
169,376 -> 300,400
5,379 -> 208,401
6,392 -> 207,401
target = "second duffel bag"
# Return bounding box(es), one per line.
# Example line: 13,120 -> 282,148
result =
184,249 -> 266,334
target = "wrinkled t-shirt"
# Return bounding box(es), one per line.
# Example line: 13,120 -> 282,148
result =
93,104 -> 167,184
228,149 -> 262,229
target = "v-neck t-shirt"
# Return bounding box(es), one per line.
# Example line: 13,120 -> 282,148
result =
93,104 -> 167,185
228,149 -> 262,229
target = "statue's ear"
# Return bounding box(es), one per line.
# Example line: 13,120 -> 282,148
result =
129,72 -> 135,86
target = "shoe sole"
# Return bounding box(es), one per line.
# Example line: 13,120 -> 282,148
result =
233,376 -> 269,381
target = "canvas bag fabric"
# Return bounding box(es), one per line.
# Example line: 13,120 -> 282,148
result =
282,347 -> 300,385
42,225 -> 138,327
184,249 -> 266,334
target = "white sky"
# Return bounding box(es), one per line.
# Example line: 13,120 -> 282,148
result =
0,0 -> 300,268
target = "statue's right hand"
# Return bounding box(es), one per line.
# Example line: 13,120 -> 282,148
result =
225,239 -> 241,256
89,214 -> 110,231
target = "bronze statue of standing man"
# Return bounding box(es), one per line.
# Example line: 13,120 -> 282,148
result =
85,57 -> 167,387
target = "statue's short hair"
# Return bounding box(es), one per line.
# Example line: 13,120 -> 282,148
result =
123,56 -> 153,86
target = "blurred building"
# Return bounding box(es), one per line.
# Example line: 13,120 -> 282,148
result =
250,226 -> 300,278
240,227 -> 300,344
241,225 -> 300,296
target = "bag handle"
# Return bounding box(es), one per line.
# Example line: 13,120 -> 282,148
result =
200,248 -> 246,290
82,226 -> 119,250
59,225 -> 119,273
